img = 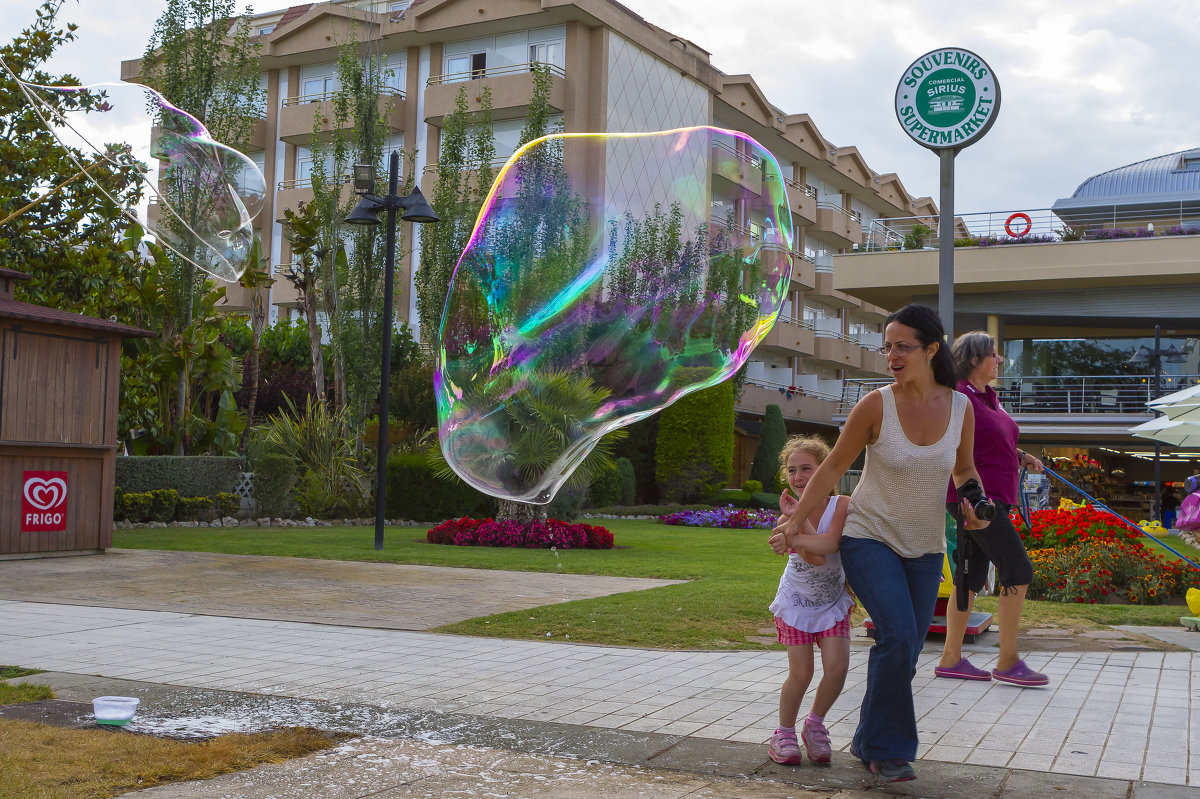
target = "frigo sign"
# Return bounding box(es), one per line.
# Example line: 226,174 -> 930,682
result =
895,47 -> 1000,151
22,471 -> 68,532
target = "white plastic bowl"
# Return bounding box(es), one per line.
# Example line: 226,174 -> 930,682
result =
92,696 -> 139,726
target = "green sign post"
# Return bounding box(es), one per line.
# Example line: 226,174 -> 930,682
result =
895,47 -> 1000,333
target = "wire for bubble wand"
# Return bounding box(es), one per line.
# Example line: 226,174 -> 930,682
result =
1040,462 -> 1200,571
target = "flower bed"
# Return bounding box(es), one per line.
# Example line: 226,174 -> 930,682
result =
1013,507 -> 1200,604
427,517 -> 613,549
658,505 -> 778,530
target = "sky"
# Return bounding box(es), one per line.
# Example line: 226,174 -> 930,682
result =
3,0 -> 1198,213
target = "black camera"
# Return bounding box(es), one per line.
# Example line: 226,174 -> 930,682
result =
957,478 -> 996,522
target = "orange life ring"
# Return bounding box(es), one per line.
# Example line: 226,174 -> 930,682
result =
1005,212 -> 1032,237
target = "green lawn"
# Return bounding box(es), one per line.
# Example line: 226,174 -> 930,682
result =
113,519 -> 1197,649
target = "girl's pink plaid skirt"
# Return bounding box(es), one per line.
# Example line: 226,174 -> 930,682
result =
775,606 -> 853,646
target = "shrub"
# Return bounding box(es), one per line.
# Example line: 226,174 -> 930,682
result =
615,457 -> 636,506
741,480 -> 763,494
294,470 -> 362,519
385,453 -> 495,522
613,416 -> 658,505
214,492 -> 241,518
426,517 -> 613,549
176,496 -> 215,521
547,486 -> 587,522
252,453 -> 299,518
749,404 -> 786,488
751,491 -> 781,510
706,488 -> 751,507
121,492 -> 153,523
656,372 -> 733,503
116,456 -> 245,497
147,489 -> 179,523
588,465 -> 624,509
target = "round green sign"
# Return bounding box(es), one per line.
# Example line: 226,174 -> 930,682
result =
895,47 -> 999,151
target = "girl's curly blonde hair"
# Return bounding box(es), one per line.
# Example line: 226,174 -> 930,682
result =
778,435 -> 830,483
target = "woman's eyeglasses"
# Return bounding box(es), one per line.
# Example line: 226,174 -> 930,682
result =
875,342 -> 921,356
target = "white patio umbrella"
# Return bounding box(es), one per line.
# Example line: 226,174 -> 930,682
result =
1129,414 -> 1200,448
1147,383 -> 1200,419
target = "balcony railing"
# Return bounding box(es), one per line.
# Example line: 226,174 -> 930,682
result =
816,201 -> 862,223
744,375 -> 842,403
427,61 -> 566,86
282,88 -> 405,107
713,138 -> 765,168
864,204 -> 1200,252
839,374 -> 1200,415
784,176 -> 818,198
277,174 -> 354,191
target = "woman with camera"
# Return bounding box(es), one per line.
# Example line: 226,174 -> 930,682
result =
771,304 -> 991,784
934,331 -> 1048,687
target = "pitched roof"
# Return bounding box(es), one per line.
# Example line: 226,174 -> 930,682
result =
0,297 -> 154,338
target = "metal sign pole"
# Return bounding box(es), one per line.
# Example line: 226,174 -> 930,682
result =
938,148 -> 955,335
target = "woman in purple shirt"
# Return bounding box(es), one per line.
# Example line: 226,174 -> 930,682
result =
935,331 -> 1049,687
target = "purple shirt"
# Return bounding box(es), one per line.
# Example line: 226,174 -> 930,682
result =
945,380 -> 1020,505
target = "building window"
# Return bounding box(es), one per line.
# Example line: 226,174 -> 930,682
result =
529,41 -> 563,69
389,0 -> 411,12
255,24 -> 275,36
301,75 -> 336,102
446,52 -> 486,81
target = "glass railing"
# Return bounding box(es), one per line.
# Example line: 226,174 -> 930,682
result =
839,374 -> 1200,414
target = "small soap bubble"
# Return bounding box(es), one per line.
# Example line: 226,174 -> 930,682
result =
437,126 -> 792,502
9,69 -> 264,282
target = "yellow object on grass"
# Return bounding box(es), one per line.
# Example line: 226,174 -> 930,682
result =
1187,587 -> 1200,617
1057,497 -> 1085,511
1137,520 -> 1169,537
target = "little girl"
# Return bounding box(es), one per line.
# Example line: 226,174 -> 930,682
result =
766,435 -> 853,766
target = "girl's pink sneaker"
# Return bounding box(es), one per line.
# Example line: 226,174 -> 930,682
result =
768,728 -> 804,765
801,718 -> 832,763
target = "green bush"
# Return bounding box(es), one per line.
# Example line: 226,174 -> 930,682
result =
176,496 -> 215,521
547,486 -> 586,522
252,453 -> 298,518
147,489 -> 179,523
120,492 -> 152,523
615,457 -> 636,506
751,491 -> 781,510
707,488 -> 751,507
586,502 -> 713,516
385,453 -> 495,522
588,465 -> 624,509
214,492 -> 241,518
741,480 -> 763,494
613,416 -> 658,505
749,404 -> 787,488
116,456 -> 245,497
656,373 -> 734,503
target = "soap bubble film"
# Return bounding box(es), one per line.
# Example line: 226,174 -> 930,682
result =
437,127 -> 793,502
9,73 -> 264,282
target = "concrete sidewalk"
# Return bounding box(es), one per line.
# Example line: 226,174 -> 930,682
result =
6,671 -> 1189,799
2,598 -> 1196,795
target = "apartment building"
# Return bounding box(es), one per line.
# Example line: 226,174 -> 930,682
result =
122,0 -> 930,441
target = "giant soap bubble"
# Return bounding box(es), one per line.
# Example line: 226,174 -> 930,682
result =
437,126 -> 793,502
6,65 -> 264,282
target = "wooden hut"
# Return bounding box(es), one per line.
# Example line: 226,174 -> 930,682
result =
0,268 -> 150,558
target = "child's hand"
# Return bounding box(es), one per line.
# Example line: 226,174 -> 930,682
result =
779,489 -> 798,517
769,531 -> 789,555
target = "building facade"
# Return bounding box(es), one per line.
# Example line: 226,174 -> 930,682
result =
123,0 -> 931,454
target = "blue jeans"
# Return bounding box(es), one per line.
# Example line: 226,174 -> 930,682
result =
840,535 -> 943,763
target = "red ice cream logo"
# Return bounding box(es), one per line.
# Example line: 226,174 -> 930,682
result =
22,471 -> 68,532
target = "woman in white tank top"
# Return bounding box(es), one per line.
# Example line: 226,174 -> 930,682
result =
769,305 -> 992,784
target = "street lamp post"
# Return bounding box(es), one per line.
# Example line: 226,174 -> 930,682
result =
1129,324 -> 1186,523
345,149 -> 439,550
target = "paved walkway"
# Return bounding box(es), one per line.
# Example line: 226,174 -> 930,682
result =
2,598 -> 1195,789
0,549 -> 683,629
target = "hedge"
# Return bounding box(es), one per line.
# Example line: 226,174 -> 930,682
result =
385,453 -> 496,522
116,456 -> 245,497
656,371 -> 734,503
749,404 -> 787,489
